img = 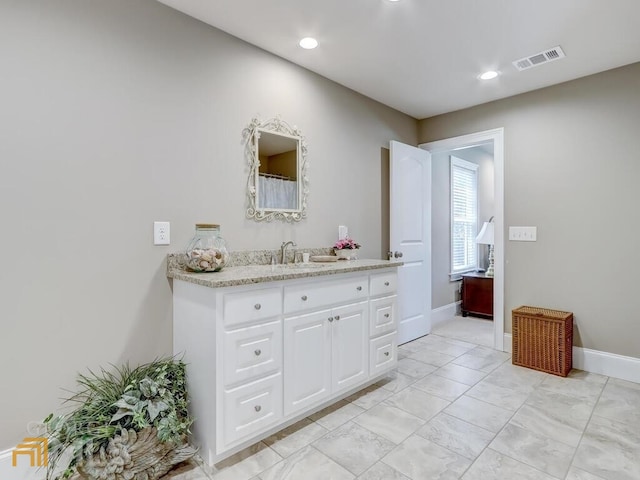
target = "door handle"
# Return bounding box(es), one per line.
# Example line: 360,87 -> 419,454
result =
394,251 -> 403,258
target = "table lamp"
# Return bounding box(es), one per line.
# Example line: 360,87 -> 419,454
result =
475,217 -> 494,276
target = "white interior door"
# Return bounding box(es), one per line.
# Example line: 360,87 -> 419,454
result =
390,141 -> 431,344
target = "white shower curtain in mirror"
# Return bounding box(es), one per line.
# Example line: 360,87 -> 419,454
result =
259,176 -> 297,210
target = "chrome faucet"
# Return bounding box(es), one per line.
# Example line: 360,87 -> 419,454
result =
280,241 -> 297,264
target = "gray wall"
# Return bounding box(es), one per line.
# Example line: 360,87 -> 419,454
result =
431,147 -> 494,309
419,62 -> 640,358
0,0 -> 416,450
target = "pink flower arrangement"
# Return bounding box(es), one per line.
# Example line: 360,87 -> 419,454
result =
334,237 -> 361,250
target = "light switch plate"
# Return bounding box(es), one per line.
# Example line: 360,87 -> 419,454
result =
338,225 -> 348,240
154,221 -> 170,245
509,226 -> 537,241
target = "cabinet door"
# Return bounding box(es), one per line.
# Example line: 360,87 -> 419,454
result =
332,301 -> 369,394
462,276 -> 493,317
283,309 -> 332,416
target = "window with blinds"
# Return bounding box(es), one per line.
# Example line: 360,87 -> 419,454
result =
450,156 -> 479,274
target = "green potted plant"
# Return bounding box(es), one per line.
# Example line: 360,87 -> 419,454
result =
44,358 -> 196,480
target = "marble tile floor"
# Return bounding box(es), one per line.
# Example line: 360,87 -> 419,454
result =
162,328 -> 640,480
431,314 -> 494,347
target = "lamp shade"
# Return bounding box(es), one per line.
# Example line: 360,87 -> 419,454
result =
475,221 -> 494,245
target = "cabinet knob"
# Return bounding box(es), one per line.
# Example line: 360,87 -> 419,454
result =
334,315 -> 340,321
254,349 -> 261,356
384,351 -> 390,356
356,286 -> 362,291
301,295 -> 308,301
254,303 -> 261,310
328,316 -> 334,322
254,405 -> 262,412
384,281 -> 390,286
384,313 -> 390,318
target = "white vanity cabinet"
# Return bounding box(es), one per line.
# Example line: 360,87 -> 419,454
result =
171,266 -> 398,465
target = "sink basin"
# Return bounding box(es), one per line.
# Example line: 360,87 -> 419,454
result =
278,262 -> 330,269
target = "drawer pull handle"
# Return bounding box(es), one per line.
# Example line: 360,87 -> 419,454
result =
384,351 -> 390,356
254,349 -> 262,356
254,405 -> 262,412
357,286 -> 362,291
328,316 -> 334,322
334,315 -> 340,321
384,281 -> 390,286
301,295 -> 308,301
384,313 -> 390,318
254,303 -> 261,310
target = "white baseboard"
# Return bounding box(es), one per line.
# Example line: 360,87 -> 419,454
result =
0,448 -> 44,480
503,333 -> 512,353
573,347 -> 640,384
431,301 -> 461,329
503,333 -> 640,383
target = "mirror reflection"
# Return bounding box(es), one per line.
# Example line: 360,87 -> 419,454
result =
243,116 -> 308,222
257,130 -> 299,210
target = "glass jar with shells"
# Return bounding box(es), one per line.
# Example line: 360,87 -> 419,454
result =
182,223 -> 229,272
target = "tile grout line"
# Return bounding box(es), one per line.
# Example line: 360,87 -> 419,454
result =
455,365 -> 560,480
392,345 -> 513,479
560,375 -> 610,480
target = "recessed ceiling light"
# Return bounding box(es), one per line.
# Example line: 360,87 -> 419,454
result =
479,70 -> 499,80
299,37 -> 318,49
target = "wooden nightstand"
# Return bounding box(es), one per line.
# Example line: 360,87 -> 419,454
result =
461,272 -> 493,319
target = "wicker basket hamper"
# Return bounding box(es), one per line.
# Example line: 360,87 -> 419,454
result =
512,306 -> 573,377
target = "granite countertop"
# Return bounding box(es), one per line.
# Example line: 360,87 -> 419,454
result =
167,259 -> 403,288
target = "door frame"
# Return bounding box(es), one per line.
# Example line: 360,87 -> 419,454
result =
419,128 -> 505,351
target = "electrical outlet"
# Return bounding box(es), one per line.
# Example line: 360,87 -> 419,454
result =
154,221 -> 170,245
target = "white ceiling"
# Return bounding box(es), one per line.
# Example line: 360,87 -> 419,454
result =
158,0 -> 640,119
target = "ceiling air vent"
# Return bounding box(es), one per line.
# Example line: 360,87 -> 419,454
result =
513,46 -> 565,71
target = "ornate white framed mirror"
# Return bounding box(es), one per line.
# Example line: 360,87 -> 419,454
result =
242,116 -> 308,222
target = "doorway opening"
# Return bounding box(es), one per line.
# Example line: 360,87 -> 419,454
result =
420,128 -> 505,351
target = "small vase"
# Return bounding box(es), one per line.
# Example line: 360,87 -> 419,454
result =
334,248 -> 357,260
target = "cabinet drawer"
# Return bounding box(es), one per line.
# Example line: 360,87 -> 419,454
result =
223,287 -> 281,327
222,373 -> 282,447
223,320 -> 282,386
370,271 -> 397,297
284,276 -> 368,314
369,332 -> 397,377
369,295 -> 396,338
